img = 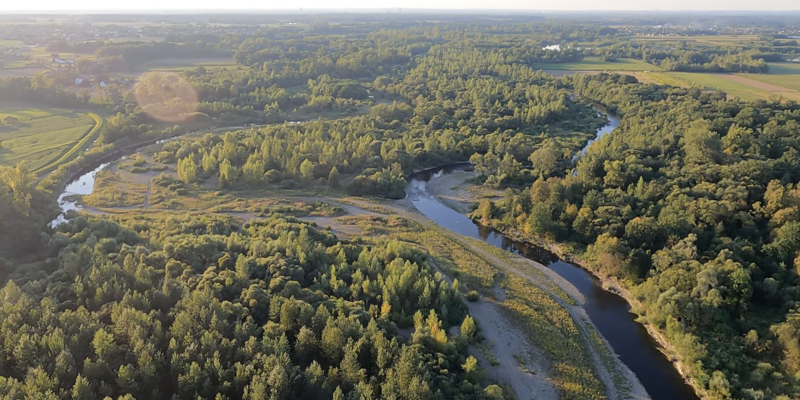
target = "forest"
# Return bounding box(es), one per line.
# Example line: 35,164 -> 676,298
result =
1,11 -> 800,400
475,73 -> 800,399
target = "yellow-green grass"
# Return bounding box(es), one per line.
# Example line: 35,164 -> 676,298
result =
767,62 -> 800,75
0,39 -> 22,47
0,108 -> 97,172
133,57 -> 237,72
635,71 -> 700,88
735,73 -> 800,92
535,57 -> 661,72
32,113 -> 104,175
666,72 -> 773,101
628,34 -> 762,46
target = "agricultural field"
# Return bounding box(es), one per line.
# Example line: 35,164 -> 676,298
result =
0,39 -> 23,47
131,57 -> 237,72
767,62 -> 800,74
628,34 -> 763,46
631,71 -> 699,88
657,72 -> 798,101
535,57 -> 660,72
0,107 -> 102,174
739,73 -> 800,92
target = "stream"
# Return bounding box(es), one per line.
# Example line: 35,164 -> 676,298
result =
50,111 -> 698,399
406,115 -> 700,400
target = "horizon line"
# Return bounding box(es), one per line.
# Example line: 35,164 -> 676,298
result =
2,8 -> 800,14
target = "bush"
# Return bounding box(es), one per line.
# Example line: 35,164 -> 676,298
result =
466,290 -> 480,302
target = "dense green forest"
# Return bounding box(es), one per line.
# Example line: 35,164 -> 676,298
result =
0,213 -> 492,399
476,73 -> 800,399
2,12 -> 800,400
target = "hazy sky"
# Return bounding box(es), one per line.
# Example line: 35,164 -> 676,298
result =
0,0 -> 795,11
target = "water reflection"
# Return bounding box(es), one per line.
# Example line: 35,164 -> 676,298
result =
50,162 -> 109,227
406,164 -> 698,400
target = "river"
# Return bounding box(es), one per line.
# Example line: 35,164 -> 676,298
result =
406,117 -> 700,400
50,111 -> 698,399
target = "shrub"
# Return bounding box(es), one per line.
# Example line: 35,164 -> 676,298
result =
466,290 -> 480,302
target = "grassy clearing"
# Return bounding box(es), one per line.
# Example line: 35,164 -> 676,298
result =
83,169 -> 147,208
740,73 -> 800,92
500,274 -> 607,400
634,71 -> 699,88
366,217 -> 608,399
0,107 -> 97,171
628,34 -> 762,46
133,57 -> 237,72
32,113 -> 104,175
534,57 -> 661,72
768,62 -> 800,74
0,39 -> 23,46
666,72 -> 771,101
463,236 -> 576,305
411,229 -> 500,293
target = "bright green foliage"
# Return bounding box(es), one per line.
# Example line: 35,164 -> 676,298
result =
483,72 -> 800,399
1,213 -> 478,399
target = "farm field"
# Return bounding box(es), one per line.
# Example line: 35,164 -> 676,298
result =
534,57 -> 660,71
738,73 -> 800,92
628,34 -> 762,46
632,71 -> 699,88
132,57 -> 237,72
768,62 -> 800,74
661,72 -> 793,101
0,107 -> 101,173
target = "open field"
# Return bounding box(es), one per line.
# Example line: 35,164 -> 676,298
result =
132,57 -> 237,72
738,73 -> 800,92
663,72 -> 787,101
534,57 -> 660,72
768,62 -> 800,74
0,67 -> 48,77
632,71 -> 699,88
628,34 -> 762,46
0,39 -> 23,47
0,107 -> 100,172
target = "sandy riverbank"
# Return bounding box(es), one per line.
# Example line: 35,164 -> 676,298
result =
424,170 -> 654,400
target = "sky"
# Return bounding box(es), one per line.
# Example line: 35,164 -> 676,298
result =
0,0 -> 795,12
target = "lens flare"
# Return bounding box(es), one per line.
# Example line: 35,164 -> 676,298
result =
134,71 -> 199,123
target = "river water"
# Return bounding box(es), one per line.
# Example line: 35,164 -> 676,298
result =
50,113 -> 698,399
406,118 -> 699,400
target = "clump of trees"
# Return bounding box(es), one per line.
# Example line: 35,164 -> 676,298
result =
0,213 -> 490,399
477,72 -> 800,400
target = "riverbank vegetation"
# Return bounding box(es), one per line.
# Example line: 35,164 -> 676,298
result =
0,212 -> 498,399
345,215 -> 612,400
476,72 -> 800,399
3,12 -> 800,400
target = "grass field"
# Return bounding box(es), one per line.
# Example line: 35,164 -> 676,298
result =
0,39 -> 23,47
767,62 -> 800,75
133,57 -> 237,72
632,71 -> 699,88
0,107 -> 100,173
628,34 -> 762,46
739,73 -> 800,92
663,72 -> 775,101
535,57 -> 661,72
